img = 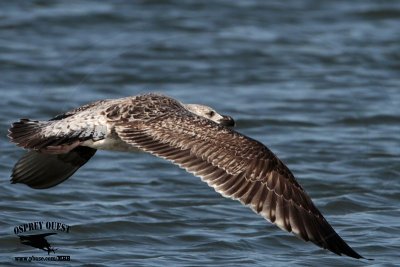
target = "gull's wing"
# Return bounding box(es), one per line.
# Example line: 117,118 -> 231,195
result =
115,113 -> 364,259
11,147 -> 96,189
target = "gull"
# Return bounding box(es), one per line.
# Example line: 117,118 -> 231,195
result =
8,93 -> 365,259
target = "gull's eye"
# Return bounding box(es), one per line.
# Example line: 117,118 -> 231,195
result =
207,111 -> 215,117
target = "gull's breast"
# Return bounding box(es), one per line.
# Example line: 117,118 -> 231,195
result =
82,136 -> 141,152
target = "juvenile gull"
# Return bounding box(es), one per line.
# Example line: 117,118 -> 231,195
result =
8,93 -> 365,259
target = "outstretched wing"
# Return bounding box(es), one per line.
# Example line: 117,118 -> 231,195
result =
115,112 -> 363,259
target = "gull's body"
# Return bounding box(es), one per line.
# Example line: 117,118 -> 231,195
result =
8,93 -> 365,259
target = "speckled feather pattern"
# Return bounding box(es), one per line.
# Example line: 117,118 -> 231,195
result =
8,93 -> 364,259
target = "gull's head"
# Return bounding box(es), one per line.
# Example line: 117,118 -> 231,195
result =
183,104 -> 235,127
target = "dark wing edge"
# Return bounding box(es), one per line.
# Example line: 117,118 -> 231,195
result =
11,146 -> 96,189
115,115 -> 365,259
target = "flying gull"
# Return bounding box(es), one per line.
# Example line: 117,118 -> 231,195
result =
8,93 -> 366,259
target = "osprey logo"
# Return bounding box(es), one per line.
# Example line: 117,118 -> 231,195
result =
18,233 -> 57,255
13,221 -> 71,262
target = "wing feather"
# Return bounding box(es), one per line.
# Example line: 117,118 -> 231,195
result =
11,147 -> 96,189
114,114 -> 364,259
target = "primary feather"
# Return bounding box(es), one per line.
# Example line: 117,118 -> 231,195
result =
8,93 -> 365,259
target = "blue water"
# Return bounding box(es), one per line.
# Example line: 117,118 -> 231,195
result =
1,1 -> 399,266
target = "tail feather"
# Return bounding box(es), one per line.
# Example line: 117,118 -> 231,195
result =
8,119 -> 54,150
9,118 -> 107,153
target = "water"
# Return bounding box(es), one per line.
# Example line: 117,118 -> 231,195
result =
0,0 -> 399,266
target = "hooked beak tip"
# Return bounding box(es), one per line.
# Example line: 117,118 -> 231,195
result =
219,115 -> 235,127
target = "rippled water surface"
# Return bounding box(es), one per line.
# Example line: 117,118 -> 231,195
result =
1,1 -> 399,266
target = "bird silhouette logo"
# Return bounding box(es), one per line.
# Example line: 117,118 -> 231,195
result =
18,233 -> 57,254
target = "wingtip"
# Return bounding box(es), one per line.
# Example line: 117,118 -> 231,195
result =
334,243 -> 370,260
351,251 -> 373,261
351,254 -> 374,261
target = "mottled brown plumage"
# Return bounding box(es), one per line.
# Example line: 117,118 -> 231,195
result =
8,93 -> 365,259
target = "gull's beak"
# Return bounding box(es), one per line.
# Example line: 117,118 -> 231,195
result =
219,115 -> 235,127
